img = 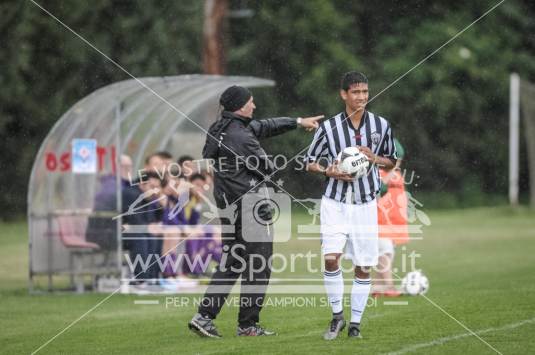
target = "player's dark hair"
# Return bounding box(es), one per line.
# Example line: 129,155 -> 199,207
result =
144,151 -> 173,165
341,71 -> 368,91
144,154 -> 155,165
137,171 -> 167,187
177,155 -> 195,165
189,173 -> 206,182
154,151 -> 173,160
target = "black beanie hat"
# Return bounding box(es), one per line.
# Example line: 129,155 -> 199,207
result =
219,85 -> 252,112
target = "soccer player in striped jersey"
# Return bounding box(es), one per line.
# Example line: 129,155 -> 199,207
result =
305,71 -> 397,340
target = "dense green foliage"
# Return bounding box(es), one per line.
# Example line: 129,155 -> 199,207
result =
2,0 -> 535,217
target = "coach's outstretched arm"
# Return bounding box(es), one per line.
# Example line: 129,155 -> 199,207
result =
249,115 -> 324,138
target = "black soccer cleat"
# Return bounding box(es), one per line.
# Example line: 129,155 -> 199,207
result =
188,313 -> 222,338
237,324 -> 276,336
323,317 -> 346,340
348,322 -> 362,338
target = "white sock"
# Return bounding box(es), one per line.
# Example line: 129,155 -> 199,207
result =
351,277 -> 371,323
324,269 -> 344,314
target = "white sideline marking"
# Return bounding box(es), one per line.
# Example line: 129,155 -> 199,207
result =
133,299 -> 159,305
383,301 -> 408,306
386,317 -> 535,355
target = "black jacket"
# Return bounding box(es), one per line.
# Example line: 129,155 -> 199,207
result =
203,110 -> 297,209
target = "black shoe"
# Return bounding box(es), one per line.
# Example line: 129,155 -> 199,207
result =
348,322 -> 362,338
237,324 -> 276,336
188,313 -> 221,338
323,317 -> 346,340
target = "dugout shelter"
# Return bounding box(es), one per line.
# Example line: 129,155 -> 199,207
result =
28,75 -> 274,292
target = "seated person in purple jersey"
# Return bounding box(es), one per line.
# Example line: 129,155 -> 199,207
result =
160,172 -> 221,278
181,174 -> 222,276
160,173 -> 189,278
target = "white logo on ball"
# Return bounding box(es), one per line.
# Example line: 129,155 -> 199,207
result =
337,147 -> 369,178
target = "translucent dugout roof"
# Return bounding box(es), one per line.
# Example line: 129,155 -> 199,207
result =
28,74 -> 274,216
27,75 -> 274,277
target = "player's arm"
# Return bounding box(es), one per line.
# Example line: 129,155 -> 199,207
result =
249,115 -> 324,138
306,161 -> 354,182
358,124 -> 398,169
358,146 -> 396,169
306,162 -> 325,174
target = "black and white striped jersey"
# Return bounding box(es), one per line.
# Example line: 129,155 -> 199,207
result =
306,110 -> 397,204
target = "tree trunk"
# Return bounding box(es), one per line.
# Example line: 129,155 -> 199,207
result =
203,0 -> 228,74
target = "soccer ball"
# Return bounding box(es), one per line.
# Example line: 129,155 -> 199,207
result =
401,270 -> 429,296
337,147 -> 369,178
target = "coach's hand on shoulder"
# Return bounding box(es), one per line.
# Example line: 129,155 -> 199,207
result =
325,161 -> 354,182
298,115 -> 324,132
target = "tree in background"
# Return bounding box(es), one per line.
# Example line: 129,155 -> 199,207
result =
1,0 -> 535,218
226,0 -> 535,207
0,0 -> 203,218
203,0 -> 228,74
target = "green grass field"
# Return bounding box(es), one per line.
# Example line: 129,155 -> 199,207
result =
1,207 -> 535,354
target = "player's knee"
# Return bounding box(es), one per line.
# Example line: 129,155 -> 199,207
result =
355,266 -> 372,278
324,256 -> 340,271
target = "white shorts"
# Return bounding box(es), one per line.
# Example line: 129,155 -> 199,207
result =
320,196 -> 379,266
378,238 -> 395,257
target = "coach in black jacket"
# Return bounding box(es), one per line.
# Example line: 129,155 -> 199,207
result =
189,85 -> 322,337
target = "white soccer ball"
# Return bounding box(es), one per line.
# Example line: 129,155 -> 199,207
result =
401,270 -> 430,296
337,147 -> 369,178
